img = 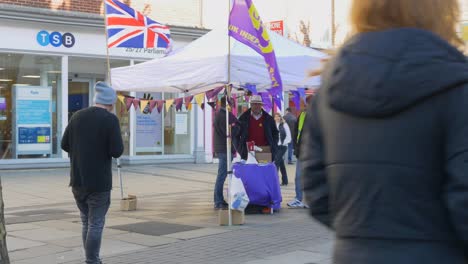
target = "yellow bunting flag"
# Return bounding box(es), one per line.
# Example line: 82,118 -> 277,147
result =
117,95 -> 125,105
165,99 -> 174,112
194,93 -> 205,107
140,100 -> 149,113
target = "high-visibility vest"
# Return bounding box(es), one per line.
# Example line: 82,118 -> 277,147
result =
297,111 -> 306,143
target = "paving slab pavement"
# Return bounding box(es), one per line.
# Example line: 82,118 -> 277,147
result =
1,163 -> 334,264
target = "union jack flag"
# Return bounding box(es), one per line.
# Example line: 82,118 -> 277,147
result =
105,0 -> 172,49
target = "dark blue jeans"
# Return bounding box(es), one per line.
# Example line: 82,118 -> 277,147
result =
287,142 -> 293,162
275,145 -> 288,185
214,152 -> 228,206
295,160 -> 303,201
72,188 -> 111,264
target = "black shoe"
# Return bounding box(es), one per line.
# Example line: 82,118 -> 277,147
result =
288,161 -> 294,164
281,183 -> 288,186
214,201 -> 229,210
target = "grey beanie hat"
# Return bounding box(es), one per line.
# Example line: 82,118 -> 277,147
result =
94,82 -> 117,105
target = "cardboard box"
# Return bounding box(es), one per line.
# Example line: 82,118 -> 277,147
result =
218,209 -> 245,225
255,145 -> 272,163
120,195 -> 137,211
255,152 -> 272,163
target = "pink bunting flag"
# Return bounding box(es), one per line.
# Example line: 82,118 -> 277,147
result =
125,96 -> 134,111
132,98 -> 140,110
174,98 -> 184,111
156,100 -> 164,113
149,100 -> 158,113
184,95 -> 194,110
206,86 -> 224,100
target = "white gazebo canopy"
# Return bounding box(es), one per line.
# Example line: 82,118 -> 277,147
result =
111,26 -> 326,95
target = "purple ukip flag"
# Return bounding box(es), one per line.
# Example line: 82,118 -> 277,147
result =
229,0 -> 283,100
297,88 -> 307,104
291,91 -> 301,110
260,92 -> 272,113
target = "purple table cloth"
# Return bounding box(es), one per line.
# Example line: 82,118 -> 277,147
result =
232,163 -> 282,209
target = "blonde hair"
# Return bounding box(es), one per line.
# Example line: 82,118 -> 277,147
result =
350,0 -> 463,46
274,113 -> 284,123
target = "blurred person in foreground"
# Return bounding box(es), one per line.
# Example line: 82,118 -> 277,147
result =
62,82 -> 124,264
301,0 -> 468,263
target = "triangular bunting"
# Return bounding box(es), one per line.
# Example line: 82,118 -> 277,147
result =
184,96 -> 194,110
165,99 -> 174,112
156,100 -> 164,113
207,101 -> 216,109
140,100 -> 150,114
132,98 -> 140,110
125,97 -> 134,111
117,94 -> 125,105
149,100 -> 158,113
194,93 -> 205,107
174,98 -> 184,111
206,86 -> 224,100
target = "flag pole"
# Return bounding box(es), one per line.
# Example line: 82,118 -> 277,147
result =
103,0 -> 124,200
226,0 -> 233,227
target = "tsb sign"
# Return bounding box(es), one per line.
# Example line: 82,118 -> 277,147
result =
37,30 -> 76,48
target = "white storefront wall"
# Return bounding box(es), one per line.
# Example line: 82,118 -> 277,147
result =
0,18 -> 212,168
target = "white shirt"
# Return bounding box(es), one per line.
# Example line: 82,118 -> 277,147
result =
276,122 -> 292,146
252,111 -> 263,120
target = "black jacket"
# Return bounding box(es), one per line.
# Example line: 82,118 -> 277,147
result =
61,107 -> 124,192
213,108 -> 240,154
301,28 -> 468,262
283,112 -> 297,141
238,109 -> 279,160
293,111 -> 307,159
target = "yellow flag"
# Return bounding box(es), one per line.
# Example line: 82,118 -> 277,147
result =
194,93 -> 205,107
140,100 -> 149,113
117,95 -> 125,105
165,99 -> 174,112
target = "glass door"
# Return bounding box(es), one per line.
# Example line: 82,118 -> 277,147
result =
68,80 -> 91,119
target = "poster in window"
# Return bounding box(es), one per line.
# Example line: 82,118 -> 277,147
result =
13,85 -> 52,156
135,92 -> 163,152
175,113 -> 188,135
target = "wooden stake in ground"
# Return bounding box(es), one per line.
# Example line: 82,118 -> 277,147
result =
0,177 -> 10,263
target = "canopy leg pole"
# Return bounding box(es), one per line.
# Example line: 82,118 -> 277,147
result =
226,87 -> 233,226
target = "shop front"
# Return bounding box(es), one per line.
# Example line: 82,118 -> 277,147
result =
0,9 -> 211,168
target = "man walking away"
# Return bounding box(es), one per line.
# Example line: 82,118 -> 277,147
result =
61,82 -> 124,264
283,108 -> 297,164
213,97 -> 240,210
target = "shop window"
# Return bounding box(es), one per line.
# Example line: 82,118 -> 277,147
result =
163,93 -> 192,155
0,53 -> 61,159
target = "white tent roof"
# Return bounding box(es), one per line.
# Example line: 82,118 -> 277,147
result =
111,26 -> 326,94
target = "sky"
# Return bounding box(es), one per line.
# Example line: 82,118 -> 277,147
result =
203,0 -> 352,47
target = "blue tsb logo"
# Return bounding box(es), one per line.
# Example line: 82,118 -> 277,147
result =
37,30 -> 75,48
